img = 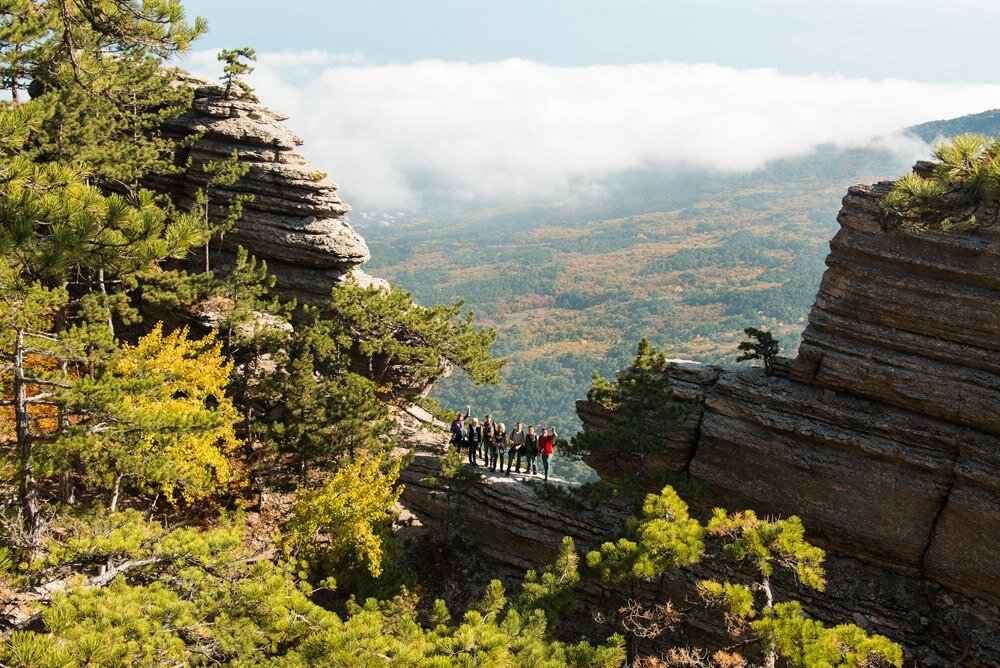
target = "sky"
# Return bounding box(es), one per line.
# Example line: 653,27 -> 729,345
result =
178,1 -> 1000,210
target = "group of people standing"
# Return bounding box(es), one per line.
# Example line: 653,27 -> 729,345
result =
450,406 -> 557,481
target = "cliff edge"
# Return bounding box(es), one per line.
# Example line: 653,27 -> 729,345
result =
572,171 -> 1000,663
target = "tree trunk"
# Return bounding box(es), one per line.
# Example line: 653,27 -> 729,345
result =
762,575 -> 776,668
204,194 -> 212,274
13,327 -> 40,555
108,473 -> 124,513
55,285 -> 74,505
98,268 -> 114,338
60,472 -> 75,506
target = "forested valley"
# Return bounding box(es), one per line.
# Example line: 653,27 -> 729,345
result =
364,111 -> 1000,480
0,1 -> 970,665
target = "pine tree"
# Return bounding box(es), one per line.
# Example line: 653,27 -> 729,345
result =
426,446 -> 481,541
569,338 -> 694,477
0,160 -> 203,548
2,0 -> 205,188
586,486 -> 704,660
736,326 -> 781,376
0,0 -> 50,105
212,246 -> 292,473
883,133 -> 1000,230
272,350 -> 394,478
516,536 -> 582,627
217,46 -> 256,100
317,276 -> 504,400
699,509 -> 825,668
0,267 -> 69,555
584,486 -> 903,667
190,150 -> 252,273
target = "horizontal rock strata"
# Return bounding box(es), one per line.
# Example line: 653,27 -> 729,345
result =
568,169 -> 1000,664
147,84 -> 373,304
792,181 -> 1000,435
398,421 -> 1000,666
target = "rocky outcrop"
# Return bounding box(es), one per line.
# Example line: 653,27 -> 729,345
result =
398,416 -> 1000,666
791,181 -> 1000,435
397,163 -> 999,665
147,83 -> 381,304
569,167 -> 1000,664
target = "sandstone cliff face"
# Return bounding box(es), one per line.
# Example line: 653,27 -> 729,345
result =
147,84 -> 382,304
398,413 -> 1000,667
570,170 -> 1000,663
399,166 -> 1000,665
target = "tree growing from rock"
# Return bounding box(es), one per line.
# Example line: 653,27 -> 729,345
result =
569,338 -> 693,478
426,446 -> 481,541
312,276 -> 504,400
736,327 -> 780,376
191,150 -> 252,274
217,46 -> 256,99
883,133 -> 1000,230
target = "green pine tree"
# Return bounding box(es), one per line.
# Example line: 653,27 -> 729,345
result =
217,46 -> 256,100
569,337 -> 694,478
883,133 -> 1000,230
736,326 -> 781,376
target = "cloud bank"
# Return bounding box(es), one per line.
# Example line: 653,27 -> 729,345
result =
183,50 -> 1000,210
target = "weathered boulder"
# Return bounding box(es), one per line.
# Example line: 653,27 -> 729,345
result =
147,84 -> 371,304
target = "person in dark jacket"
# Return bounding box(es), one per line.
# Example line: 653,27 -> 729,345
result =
506,422 -> 526,474
495,423 -> 508,472
466,417 -> 482,466
523,425 -> 540,475
482,414 -> 498,471
450,405 -> 471,456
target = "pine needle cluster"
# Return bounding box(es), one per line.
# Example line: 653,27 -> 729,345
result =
883,133 -> 1000,230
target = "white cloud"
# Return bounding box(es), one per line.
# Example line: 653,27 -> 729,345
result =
182,50 -> 1000,210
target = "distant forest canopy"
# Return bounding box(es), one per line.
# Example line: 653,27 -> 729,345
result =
364,110 -> 1000,469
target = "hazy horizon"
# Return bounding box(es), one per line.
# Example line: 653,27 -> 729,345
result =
178,2 -> 1000,211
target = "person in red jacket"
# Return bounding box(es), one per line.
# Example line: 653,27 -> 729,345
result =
538,426 -> 556,481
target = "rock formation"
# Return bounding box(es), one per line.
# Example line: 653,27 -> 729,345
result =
146,82 -> 383,304
400,167 -> 1000,665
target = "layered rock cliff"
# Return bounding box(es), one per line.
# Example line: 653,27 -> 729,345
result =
146,82 -> 382,304
400,167 -> 1000,665
572,172 -> 1000,663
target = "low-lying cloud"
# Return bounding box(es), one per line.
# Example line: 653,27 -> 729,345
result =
183,50 -> 1000,211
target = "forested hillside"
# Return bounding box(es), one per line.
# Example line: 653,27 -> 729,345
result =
362,146 -> 898,445
363,115 -> 1000,457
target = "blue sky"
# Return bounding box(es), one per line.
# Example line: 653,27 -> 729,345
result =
182,0 -> 1000,83
177,1 -> 1000,210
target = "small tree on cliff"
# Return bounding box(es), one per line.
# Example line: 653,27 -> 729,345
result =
218,46 -> 256,99
191,150 -> 253,274
568,338 -> 693,478
311,276 -> 504,401
427,447 -> 481,541
736,327 -> 780,376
